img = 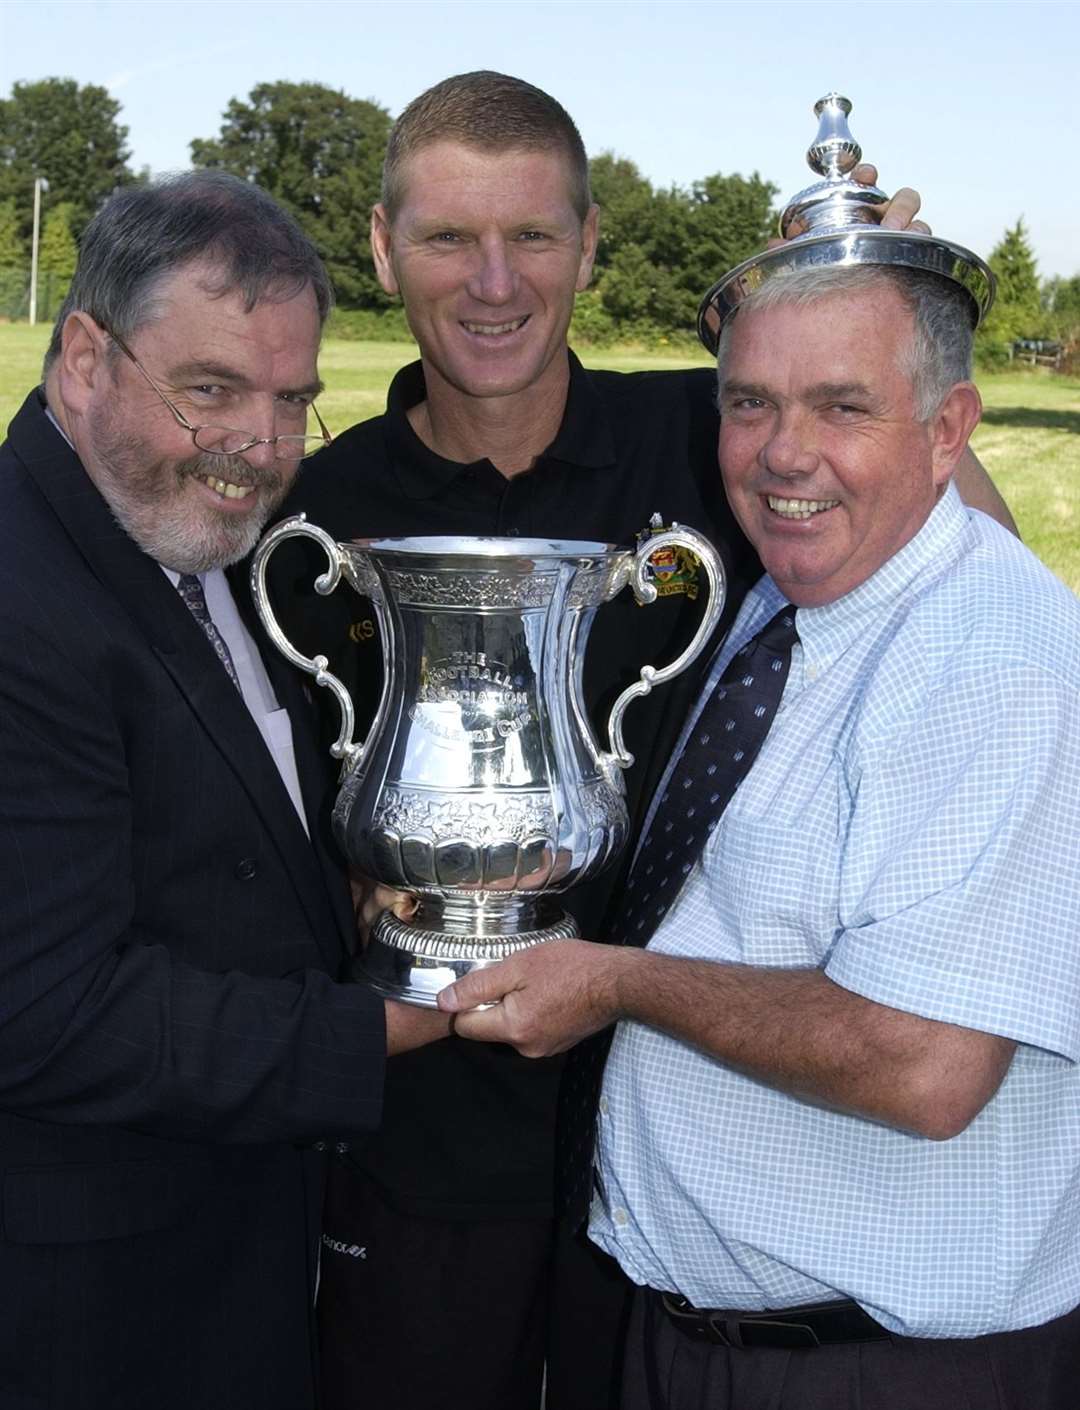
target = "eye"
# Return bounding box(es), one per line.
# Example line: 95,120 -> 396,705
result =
430,231 -> 463,244
277,392 -> 314,408
517,230 -> 550,242
191,384 -> 226,399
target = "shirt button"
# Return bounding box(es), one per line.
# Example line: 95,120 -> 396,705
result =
313,1139 -> 328,1153
234,858 -> 257,881
613,1207 -> 629,1227
805,664 -> 819,682
598,1096 -> 610,1116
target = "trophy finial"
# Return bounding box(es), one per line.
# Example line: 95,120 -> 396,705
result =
695,92 -> 996,354
808,93 -> 861,179
780,93 -> 887,240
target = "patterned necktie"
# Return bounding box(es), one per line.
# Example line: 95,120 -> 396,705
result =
557,604 -> 799,1228
176,573 -> 242,691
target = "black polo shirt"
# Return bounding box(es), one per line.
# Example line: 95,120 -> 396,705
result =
270,351 -> 760,1219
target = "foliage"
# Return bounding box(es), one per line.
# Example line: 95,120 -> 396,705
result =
325,305 -> 414,342
1043,274 -> 1080,346
587,152 -> 778,335
976,219 -> 1046,366
38,201 -> 77,279
0,197 -> 24,267
0,79 -> 134,241
191,81 -> 392,309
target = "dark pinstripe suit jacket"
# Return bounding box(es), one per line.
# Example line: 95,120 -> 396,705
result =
0,393 -> 386,1410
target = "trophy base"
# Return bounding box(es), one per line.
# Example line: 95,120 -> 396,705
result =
359,908 -> 580,1008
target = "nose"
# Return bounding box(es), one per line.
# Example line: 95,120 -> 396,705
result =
239,399 -> 281,471
762,410 -> 819,479
241,438 -> 278,472
466,236 -> 519,307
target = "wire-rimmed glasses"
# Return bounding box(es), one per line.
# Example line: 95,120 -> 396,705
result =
102,325 -> 332,460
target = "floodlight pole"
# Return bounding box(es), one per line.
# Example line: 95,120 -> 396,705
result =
29,176 -> 46,327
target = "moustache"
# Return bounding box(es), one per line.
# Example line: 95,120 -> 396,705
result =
177,453 -> 284,495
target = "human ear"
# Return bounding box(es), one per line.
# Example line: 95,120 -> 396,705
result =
56,312 -> 107,417
370,204 -> 401,297
576,205 -> 600,292
930,382 -> 983,487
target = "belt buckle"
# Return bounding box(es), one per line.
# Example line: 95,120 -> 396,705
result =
660,1292 -> 733,1346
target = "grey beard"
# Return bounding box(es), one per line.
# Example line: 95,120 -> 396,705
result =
85,421 -> 289,573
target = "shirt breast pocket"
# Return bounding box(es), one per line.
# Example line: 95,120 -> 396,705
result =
705,813 -> 843,967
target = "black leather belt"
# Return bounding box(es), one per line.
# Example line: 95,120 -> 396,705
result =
659,1290 -> 892,1349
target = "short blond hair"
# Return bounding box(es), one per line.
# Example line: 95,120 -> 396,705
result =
381,71 -> 591,222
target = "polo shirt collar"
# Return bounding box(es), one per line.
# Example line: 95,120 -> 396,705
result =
382,349 -> 618,499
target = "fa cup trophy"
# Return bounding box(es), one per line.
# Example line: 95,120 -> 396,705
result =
252,526 -> 725,1005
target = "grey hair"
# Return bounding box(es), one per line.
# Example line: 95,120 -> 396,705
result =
715,264 -> 974,420
44,170 -> 333,372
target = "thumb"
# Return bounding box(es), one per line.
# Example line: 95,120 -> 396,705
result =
437,962 -> 514,1013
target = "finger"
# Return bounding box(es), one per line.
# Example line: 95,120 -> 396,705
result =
450,1006 -> 509,1043
852,162 -> 878,188
880,186 -> 922,231
438,962 -> 516,1013
362,885 -> 418,928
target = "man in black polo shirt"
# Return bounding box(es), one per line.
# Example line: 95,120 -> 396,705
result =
271,71 -> 1015,1410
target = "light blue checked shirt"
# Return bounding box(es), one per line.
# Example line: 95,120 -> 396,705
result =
591,483 -> 1080,1338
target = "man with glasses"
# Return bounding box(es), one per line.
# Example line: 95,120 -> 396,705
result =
0,170 -> 446,1410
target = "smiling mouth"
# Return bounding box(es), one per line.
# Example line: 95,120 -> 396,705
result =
460,316 -> 530,336
202,474 -> 256,501
767,495 -> 839,520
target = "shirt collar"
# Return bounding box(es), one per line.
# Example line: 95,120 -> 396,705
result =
743,483 -> 971,674
382,349 -> 618,499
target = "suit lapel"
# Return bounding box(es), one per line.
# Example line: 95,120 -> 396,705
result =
10,392 -> 348,973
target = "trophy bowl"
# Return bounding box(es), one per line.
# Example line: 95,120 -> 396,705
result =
252,523 -> 725,1005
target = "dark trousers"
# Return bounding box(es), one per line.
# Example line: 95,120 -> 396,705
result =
318,1162 -> 633,1410
546,1219 -> 636,1410
623,1286 -> 1080,1410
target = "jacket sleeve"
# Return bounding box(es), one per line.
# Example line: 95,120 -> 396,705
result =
0,572 -> 386,1146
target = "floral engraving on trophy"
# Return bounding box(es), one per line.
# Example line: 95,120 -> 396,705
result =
384,569 -> 557,609
580,779 -> 628,833
374,786 -> 556,846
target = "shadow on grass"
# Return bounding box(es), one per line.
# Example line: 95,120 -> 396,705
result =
980,407 -> 1080,434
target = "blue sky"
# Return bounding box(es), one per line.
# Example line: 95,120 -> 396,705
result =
1,0 -> 1076,277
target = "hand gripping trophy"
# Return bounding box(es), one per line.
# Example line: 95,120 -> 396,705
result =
252,526 -> 725,1004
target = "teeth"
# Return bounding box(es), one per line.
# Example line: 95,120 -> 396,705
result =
461,317 -> 528,336
203,476 -> 254,500
767,495 -> 839,520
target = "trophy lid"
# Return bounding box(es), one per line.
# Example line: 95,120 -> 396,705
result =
696,94 -> 996,354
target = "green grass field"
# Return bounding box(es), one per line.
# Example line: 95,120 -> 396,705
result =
3,323 -> 1077,592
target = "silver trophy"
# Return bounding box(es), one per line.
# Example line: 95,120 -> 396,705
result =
697,93 -> 995,352
252,523 -> 725,1005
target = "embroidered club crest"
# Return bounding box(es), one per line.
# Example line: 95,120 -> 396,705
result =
636,514 -> 701,602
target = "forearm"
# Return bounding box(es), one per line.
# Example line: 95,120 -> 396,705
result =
612,949 -> 1014,1139
442,939 -> 1015,1140
384,1000 -> 452,1054
952,446 -> 1019,535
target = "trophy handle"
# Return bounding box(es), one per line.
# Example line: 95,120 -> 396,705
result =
600,526 -> 727,772
249,514 -> 367,773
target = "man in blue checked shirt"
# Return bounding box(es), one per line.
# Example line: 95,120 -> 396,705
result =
440,260 -> 1080,1410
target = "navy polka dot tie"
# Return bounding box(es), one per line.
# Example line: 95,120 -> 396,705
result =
558,605 -> 799,1228
176,573 -> 242,692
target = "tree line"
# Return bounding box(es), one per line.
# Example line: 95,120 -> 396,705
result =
1,76 -> 1076,362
